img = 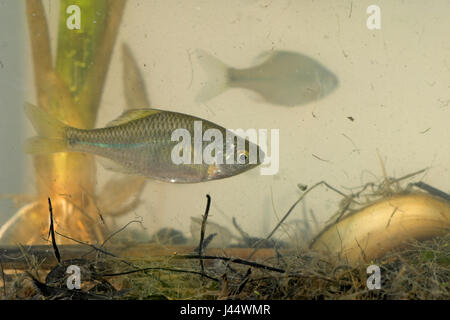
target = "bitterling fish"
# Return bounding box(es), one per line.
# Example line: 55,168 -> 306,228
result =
24,103 -> 263,183
196,50 -> 338,106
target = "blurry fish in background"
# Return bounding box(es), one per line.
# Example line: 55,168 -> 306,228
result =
122,44 -> 151,109
24,103 -> 264,183
151,227 -> 187,245
190,216 -> 238,248
196,50 -> 339,106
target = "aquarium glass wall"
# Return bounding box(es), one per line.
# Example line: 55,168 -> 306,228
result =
0,0 -> 448,251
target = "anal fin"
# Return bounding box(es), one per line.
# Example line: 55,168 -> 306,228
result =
98,157 -> 139,175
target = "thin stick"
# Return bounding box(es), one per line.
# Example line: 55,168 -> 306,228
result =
248,272 -> 333,283
377,149 -> 392,193
393,168 -> 428,184
413,182 -> 450,202
48,198 -> 61,263
198,194 -> 211,278
342,168 -> 427,193
0,257 -> 6,297
386,207 -> 398,229
234,268 -> 252,295
321,181 -> 354,199
312,154 -> 330,162
101,266 -> 219,282
54,231 -> 135,268
101,219 -> 143,248
247,181 -> 327,260
355,238 -> 368,263
178,255 -> 285,274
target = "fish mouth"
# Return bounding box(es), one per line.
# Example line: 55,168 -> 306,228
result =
330,73 -> 339,88
325,73 -> 339,92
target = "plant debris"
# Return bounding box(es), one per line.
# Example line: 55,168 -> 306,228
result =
0,171 -> 448,300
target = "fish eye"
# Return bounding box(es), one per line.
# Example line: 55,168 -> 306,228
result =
238,151 -> 249,164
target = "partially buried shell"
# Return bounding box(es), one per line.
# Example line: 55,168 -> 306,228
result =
310,193 -> 450,265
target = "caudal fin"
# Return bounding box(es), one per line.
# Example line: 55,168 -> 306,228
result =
195,49 -> 229,102
24,137 -> 68,154
24,103 -> 69,154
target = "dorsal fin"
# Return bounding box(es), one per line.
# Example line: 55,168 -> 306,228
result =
106,108 -> 161,127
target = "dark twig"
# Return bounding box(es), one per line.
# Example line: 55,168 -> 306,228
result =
48,198 -> 61,264
312,154 -> 330,162
393,168 -> 428,184
178,255 -> 285,274
247,181 -> 327,259
198,194 -> 211,278
101,266 -> 219,282
54,231 -> 135,268
412,182 -> 450,202
234,268 -> 252,295
0,257 -> 6,297
355,239 -> 368,263
275,247 -> 287,267
219,273 -> 229,297
101,219 -> 143,248
55,231 -> 117,259
386,207 -> 398,229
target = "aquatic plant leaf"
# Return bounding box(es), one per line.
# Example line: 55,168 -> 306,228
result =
56,0 -> 108,102
25,0 -> 53,112
20,0 -> 127,244
78,0 -> 127,128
